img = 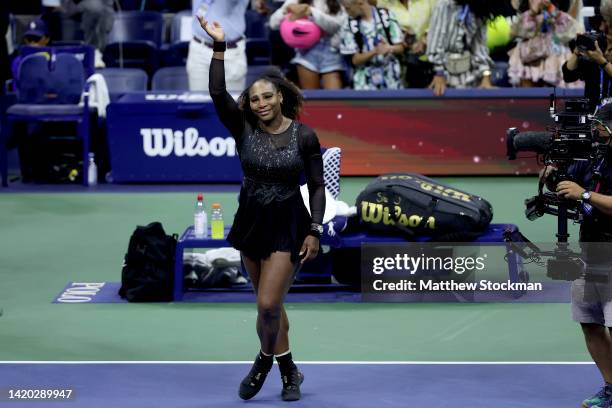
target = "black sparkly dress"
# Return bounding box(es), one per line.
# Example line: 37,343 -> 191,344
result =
209,58 -> 325,263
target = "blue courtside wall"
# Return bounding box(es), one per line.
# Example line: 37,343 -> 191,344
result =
105,88 -> 587,182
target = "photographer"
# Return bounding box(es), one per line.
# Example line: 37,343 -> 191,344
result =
548,103 -> 612,408
562,1 -> 612,112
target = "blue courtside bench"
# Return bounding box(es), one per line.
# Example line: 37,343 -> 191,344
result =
172,223 -> 524,301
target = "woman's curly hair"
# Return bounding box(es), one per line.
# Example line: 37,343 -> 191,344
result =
239,68 -> 304,128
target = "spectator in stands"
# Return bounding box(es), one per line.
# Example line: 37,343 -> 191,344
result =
562,0 -> 612,112
339,0 -> 405,90
253,0 -> 296,76
376,0 -> 438,87
513,0 -> 583,17
187,0 -> 249,92
10,19 -> 51,82
58,0 -> 114,68
376,0 -> 436,44
269,1 -> 346,89
426,0 -> 507,96
507,0 -> 578,87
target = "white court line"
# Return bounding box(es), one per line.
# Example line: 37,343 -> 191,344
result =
0,361 -> 596,365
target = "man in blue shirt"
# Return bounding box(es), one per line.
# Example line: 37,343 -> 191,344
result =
187,0 -> 249,91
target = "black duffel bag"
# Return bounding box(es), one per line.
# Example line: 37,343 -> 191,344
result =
119,222 -> 177,302
355,173 -> 493,241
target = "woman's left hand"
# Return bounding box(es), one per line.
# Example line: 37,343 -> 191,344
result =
299,235 -> 319,264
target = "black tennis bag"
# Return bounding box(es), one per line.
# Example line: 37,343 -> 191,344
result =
119,222 -> 177,302
356,173 -> 493,240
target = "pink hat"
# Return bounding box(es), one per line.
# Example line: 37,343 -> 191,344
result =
280,16 -> 322,49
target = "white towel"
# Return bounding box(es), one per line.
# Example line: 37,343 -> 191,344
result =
82,73 -> 110,118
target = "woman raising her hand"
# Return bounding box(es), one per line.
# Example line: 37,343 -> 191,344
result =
198,16 -> 326,402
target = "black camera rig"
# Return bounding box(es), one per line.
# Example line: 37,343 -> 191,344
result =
505,95 -> 609,281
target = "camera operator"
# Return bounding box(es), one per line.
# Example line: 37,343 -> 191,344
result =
548,102 -> 612,407
562,1 -> 612,112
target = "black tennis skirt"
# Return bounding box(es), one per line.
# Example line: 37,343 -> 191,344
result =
227,180 -> 311,263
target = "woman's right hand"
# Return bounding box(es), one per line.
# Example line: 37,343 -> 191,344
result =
197,16 -> 225,42
429,75 -> 446,97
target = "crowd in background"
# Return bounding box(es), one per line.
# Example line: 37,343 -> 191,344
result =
0,0 -> 609,94
248,0 -> 599,92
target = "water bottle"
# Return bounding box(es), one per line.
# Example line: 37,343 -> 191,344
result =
87,152 -> 97,186
211,202 -> 224,239
194,193 -> 208,238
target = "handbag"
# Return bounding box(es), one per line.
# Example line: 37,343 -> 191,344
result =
445,51 -> 471,75
444,13 -> 472,75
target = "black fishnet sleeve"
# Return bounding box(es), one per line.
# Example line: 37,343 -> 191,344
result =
209,57 -> 245,141
300,125 -> 325,225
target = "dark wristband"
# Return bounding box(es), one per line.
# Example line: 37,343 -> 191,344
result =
213,41 -> 226,52
307,230 -> 321,239
308,223 -> 323,239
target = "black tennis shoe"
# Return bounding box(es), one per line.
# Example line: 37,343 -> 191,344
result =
281,369 -> 304,401
238,353 -> 273,400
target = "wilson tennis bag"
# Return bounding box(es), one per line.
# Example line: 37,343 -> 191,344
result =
119,222 -> 177,302
356,173 -> 493,240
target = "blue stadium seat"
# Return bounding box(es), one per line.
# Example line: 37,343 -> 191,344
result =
152,67 -> 189,91
0,53 -> 91,187
170,10 -> 192,44
245,9 -> 271,65
162,42 -> 189,67
161,10 -> 191,67
97,68 -> 148,100
19,45 -> 95,78
103,11 -> 164,75
106,11 -> 164,47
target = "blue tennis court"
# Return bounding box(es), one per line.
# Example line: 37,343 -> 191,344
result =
0,362 -> 600,407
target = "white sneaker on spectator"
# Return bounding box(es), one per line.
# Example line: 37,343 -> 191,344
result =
94,49 -> 105,68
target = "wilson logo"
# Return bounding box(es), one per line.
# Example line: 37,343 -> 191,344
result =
360,201 -> 436,229
141,128 -> 236,157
